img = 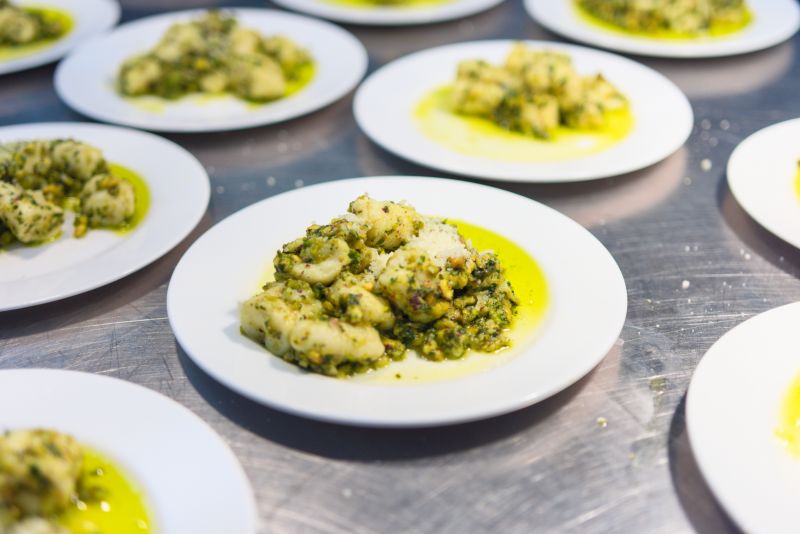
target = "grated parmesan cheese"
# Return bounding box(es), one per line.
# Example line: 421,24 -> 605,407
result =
405,217 -> 470,268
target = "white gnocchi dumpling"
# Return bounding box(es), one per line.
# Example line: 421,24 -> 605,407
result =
80,174 -> 136,228
0,181 -> 63,243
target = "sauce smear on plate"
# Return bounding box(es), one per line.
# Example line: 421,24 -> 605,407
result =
776,373 -> 800,457
59,447 -> 153,533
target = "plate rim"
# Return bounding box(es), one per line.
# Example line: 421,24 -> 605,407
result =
727,117 -> 800,250
0,121 -> 210,312
53,7 -> 368,133
167,175 -> 628,427
686,302 -> 800,534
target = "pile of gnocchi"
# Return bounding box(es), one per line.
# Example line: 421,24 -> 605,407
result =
450,43 -> 627,139
241,195 -> 519,377
0,139 -> 136,247
118,10 -> 312,102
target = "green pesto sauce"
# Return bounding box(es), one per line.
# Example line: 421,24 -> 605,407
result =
58,447 -> 154,534
414,86 -> 634,163
125,62 -> 316,113
322,0 -> 452,10
108,162 -> 150,236
355,220 -> 549,385
573,1 -> 753,41
451,220 -> 549,347
0,6 -> 73,61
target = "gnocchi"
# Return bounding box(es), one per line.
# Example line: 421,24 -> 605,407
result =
450,43 -> 628,139
118,11 -> 312,103
241,195 -> 520,377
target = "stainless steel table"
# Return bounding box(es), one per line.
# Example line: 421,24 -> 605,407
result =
2,1 -> 800,532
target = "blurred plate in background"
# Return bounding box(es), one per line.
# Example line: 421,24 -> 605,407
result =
54,8 -> 367,132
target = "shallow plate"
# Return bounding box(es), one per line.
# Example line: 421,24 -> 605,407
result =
167,177 -> 627,427
0,122 -> 209,311
687,303 -> 800,534
272,0 -> 504,26
525,0 -> 800,58
353,40 -> 692,182
54,8 -> 367,132
728,118 -> 800,249
0,369 -> 257,534
0,0 -> 119,76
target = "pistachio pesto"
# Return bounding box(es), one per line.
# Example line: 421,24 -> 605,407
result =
447,42 -> 628,141
241,195 -> 522,377
574,0 -> 752,38
118,10 -> 314,103
0,139 -> 145,248
0,1 -> 71,56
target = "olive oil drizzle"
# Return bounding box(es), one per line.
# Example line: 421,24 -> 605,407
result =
776,374 -> 800,458
57,447 -> 154,533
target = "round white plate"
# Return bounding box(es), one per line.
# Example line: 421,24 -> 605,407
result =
687,303 -> 800,534
0,369 -> 257,534
54,8 -> 367,132
0,0 -> 119,76
525,0 -> 800,58
0,122 -> 209,311
167,177 -> 627,427
728,118 -> 800,249
353,40 -> 692,182
272,0 -> 505,26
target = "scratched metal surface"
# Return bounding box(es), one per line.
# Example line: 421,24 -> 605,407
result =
2,0 -> 800,532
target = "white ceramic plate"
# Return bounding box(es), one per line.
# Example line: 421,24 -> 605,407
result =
0,369 -> 257,534
353,40 -> 692,182
54,8 -> 367,132
272,0 -> 505,26
687,303 -> 800,534
728,118 -> 800,250
167,177 -> 627,427
525,0 -> 800,58
0,122 -> 209,311
0,0 -> 119,76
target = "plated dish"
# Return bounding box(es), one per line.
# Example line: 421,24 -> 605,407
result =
0,369 -> 257,534
687,302 -> 800,534
525,0 -> 800,58
54,9 -> 367,132
727,118 -> 800,250
0,0 -> 118,76
271,0 -> 505,26
168,177 -> 627,427
354,40 -> 692,182
0,122 -> 209,312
